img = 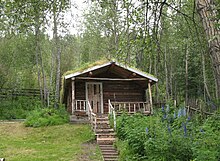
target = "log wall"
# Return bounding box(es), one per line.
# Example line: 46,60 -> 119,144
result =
69,80 -> 146,114
102,81 -> 145,113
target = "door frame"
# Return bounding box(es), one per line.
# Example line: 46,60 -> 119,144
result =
85,82 -> 104,114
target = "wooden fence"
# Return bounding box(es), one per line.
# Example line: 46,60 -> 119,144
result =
187,106 -> 215,116
0,88 -> 43,99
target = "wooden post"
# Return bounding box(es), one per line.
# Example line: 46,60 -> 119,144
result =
148,80 -> 153,114
71,78 -> 75,114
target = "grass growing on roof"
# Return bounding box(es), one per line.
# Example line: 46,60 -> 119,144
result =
0,122 -> 102,161
63,59 -> 110,77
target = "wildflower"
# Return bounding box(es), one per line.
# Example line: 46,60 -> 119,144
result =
182,108 -> 186,116
173,112 -> 176,119
200,128 -> 205,134
161,105 -> 165,112
163,113 -> 167,119
145,127 -> 149,134
166,105 -> 170,113
187,116 -> 190,121
178,108 -> 182,117
182,122 -> 187,137
167,125 -> 171,135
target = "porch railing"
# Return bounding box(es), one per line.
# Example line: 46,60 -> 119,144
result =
88,101 -> 97,132
73,100 -> 87,113
108,99 -> 116,130
111,101 -> 151,114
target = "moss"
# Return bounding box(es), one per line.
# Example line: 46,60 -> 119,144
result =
63,59 -> 110,77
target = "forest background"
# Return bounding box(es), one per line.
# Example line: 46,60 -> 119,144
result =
0,0 -> 220,109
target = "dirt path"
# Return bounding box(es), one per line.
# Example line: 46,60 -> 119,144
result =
77,141 -> 103,161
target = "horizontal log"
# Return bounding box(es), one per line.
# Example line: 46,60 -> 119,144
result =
76,77 -> 147,81
189,106 -> 214,115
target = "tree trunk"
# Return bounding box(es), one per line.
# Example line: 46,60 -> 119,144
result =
53,4 -> 61,107
196,0 -> 220,98
39,49 -> 48,105
185,43 -> 189,106
202,53 -> 211,100
48,43 -> 55,106
34,17 -> 43,104
154,53 -> 159,103
125,3 -> 131,65
164,45 -> 169,100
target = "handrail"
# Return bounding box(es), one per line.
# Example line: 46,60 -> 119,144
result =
111,101 -> 151,114
87,101 -> 97,132
108,99 -> 116,130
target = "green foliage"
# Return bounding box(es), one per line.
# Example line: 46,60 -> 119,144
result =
192,110 -> 220,161
116,106 -> 220,161
0,98 -> 41,120
24,105 -> 69,127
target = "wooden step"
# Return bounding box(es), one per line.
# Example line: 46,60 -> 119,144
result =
102,151 -> 118,155
103,152 -> 118,155
96,133 -> 116,138
103,155 -> 118,161
99,145 -> 115,150
97,117 -> 109,121
97,137 -> 116,145
99,147 -> 115,150
104,157 -> 118,161
101,148 -> 117,151
96,128 -> 114,133
96,125 -> 111,129
97,138 -> 116,142
96,114 -> 108,118
96,120 -> 109,124
96,121 -> 111,129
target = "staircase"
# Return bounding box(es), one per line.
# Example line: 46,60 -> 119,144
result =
95,115 -> 118,161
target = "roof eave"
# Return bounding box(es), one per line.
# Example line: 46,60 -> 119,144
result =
114,62 -> 158,82
64,61 -> 158,82
64,62 -> 113,80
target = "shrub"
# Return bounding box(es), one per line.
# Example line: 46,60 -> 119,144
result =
24,105 -> 69,127
115,105 -> 220,161
0,97 -> 41,119
192,110 -> 220,161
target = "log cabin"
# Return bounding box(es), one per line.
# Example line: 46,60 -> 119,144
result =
62,61 -> 158,117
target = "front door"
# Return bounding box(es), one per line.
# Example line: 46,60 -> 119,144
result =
86,82 -> 103,114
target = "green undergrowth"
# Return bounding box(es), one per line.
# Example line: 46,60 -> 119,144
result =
115,107 -> 220,161
24,106 -> 69,127
0,97 -> 41,120
0,123 -> 102,161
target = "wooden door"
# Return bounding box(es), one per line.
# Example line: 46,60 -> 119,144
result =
86,83 -> 103,114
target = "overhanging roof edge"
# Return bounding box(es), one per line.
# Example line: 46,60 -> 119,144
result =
64,62 -> 112,80
64,61 -> 158,82
114,62 -> 158,82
